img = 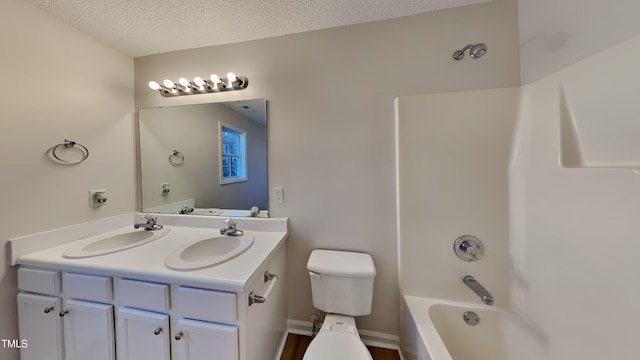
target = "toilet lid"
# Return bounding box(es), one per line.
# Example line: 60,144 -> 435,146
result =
302,331 -> 372,360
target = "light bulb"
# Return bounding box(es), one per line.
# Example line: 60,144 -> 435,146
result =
227,72 -> 237,82
210,74 -> 220,84
148,81 -> 161,90
163,79 -> 175,88
193,77 -> 205,86
177,78 -> 191,92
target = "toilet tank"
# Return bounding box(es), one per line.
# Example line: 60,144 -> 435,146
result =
307,250 -> 376,316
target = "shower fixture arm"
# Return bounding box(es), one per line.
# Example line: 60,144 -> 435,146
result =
453,44 -> 474,60
453,43 -> 487,60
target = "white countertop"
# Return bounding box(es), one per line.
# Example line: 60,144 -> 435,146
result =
14,214 -> 288,293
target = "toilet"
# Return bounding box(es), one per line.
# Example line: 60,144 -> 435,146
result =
303,249 -> 377,360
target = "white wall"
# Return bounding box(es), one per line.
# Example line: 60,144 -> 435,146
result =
0,1 -> 134,358
510,33 -> 640,359
397,88 -> 519,306
135,0 -> 520,335
519,0 -> 640,83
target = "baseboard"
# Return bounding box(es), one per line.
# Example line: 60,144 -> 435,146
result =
285,318 -> 403,355
286,319 -> 314,336
274,330 -> 290,360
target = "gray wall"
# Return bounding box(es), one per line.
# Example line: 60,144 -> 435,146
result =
135,0 -> 520,335
519,0 -> 640,83
0,1 -> 134,359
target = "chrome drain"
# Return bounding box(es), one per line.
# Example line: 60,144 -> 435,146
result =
463,311 -> 480,326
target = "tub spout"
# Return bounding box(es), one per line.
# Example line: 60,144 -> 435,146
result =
463,275 -> 494,305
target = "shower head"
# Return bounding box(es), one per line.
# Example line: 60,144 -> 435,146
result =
453,43 -> 488,60
469,43 -> 487,59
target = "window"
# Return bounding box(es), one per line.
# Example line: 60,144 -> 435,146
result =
219,122 -> 247,184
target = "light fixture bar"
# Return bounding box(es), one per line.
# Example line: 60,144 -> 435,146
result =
148,73 -> 249,97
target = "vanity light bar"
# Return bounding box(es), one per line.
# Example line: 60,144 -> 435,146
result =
148,72 -> 249,97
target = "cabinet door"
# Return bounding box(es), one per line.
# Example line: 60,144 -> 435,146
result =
173,318 -> 238,360
62,300 -> 115,360
117,307 -> 170,360
17,293 -> 64,360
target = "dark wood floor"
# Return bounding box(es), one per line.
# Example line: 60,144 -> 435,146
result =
280,333 -> 401,360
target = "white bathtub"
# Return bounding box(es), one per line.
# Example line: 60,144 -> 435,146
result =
401,296 -> 548,360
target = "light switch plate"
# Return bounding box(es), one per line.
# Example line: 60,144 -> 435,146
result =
273,187 -> 284,204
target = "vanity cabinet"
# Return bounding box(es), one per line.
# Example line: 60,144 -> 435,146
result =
117,280 -> 239,360
17,295 -> 115,360
117,308 -> 170,360
62,300 -> 115,360
173,318 -> 238,360
17,269 -> 116,360
16,238 -> 286,360
117,308 -> 239,360
16,293 -> 63,360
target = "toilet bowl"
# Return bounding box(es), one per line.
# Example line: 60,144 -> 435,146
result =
303,250 -> 376,360
302,314 -> 372,360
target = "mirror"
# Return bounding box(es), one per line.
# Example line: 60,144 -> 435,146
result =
138,99 -> 268,217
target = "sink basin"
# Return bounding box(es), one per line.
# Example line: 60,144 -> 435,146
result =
191,208 -> 222,216
165,233 -> 254,270
63,226 -> 171,258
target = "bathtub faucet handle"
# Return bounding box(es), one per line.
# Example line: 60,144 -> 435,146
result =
462,243 -> 477,256
454,235 -> 484,261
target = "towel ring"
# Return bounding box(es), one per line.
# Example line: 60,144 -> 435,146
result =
169,150 -> 184,166
51,139 -> 89,165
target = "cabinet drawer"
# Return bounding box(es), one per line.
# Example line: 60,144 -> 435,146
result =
174,286 -> 236,323
18,268 -> 61,295
63,273 -> 113,302
118,279 -> 169,312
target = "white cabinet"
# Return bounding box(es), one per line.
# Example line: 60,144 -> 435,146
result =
173,318 -> 239,360
118,308 -> 239,360
117,307 -> 171,360
17,271 -> 116,360
17,293 -> 116,360
243,245 -> 287,360
62,300 -> 115,360
118,278 -> 170,312
118,281 -> 239,360
17,293 -> 64,360
16,242 -> 286,360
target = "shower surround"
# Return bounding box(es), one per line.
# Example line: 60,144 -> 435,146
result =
398,32 -> 640,359
509,32 -> 640,359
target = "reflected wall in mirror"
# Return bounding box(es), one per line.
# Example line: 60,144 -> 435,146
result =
138,99 -> 268,217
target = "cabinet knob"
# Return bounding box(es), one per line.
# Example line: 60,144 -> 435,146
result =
43,306 -> 54,314
59,310 -> 69,317
153,327 -> 163,335
175,331 -> 184,340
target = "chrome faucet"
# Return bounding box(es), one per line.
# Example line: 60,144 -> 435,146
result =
134,217 -> 163,231
463,275 -> 494,305
220,219 -> 244,236
179,204 -> 194,214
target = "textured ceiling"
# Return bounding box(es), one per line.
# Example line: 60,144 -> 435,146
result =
24,0 -> 493,57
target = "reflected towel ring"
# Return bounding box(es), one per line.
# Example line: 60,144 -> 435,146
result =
169,150 -> 184,166
51,139 -> 89,165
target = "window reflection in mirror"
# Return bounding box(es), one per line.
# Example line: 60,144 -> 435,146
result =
138,99 -> 268,217
219,122 -> 248,184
